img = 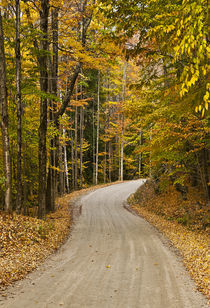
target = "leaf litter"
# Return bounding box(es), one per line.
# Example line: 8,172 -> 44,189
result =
128,180 -> 209,299
0,181 -> 120,290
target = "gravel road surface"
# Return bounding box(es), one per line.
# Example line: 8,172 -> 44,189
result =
0,180 -> 208,308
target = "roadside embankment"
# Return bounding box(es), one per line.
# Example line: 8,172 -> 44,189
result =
128,180 -> 209,299
0,195 -> 72,288
0,182 -> 120,289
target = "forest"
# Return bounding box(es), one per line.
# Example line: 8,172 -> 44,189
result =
0,0 -> 209,218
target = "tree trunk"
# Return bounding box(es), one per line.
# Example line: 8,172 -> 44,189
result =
80,106 -> 83,189
0,10 -> 12,212
23,142 -> 28,215
149,127 -> 152,178
15,0 -> 22,213
119,120 -> 124,181
45,24 -> 53,213
59,127 -> 64,195
79,73 -> 83,189
107,77 -> 112,183
139,130 -> 142,177
108,141 -> 112,182
38,0 -> 49,219
47,7 -> 59,212
119,63 -> 127,182
63,128 -> 69,193
70,129 -> 75,190
92,103 -> 95,184
118,135 -> 121,181
95,71 -> 100,185
45,51 -> 53,209
75,95 -> 78,189
104,142 -> 107,183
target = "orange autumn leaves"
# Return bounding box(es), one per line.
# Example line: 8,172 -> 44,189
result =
129,181 -> 209,298
0,182 -> 119,288
0,199 -> 71,287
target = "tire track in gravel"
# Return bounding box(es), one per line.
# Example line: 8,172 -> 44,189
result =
0,180 -> 208,308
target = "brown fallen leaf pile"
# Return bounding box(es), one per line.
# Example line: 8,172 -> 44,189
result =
131,180 -> 209,231
0,197 -> 72,288
129,180 -> 209,299
0,181 -> 119,290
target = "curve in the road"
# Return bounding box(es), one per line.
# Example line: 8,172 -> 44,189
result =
0,180 -> 208,308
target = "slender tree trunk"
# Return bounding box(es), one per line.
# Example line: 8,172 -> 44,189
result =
107,77 -> 112,183
119,62 -> 127,182
118,134 -> 121,180
120,117 -> 124,181
108,141 -> 112,182
38,0 -> 49,218
23,142 -> 28,215
104,142 -> 107,183
70,129 -> 75,190
45,20 -> 53,213
74,86 -> 78,189
139,130 -> 142,177
46,99 -> 54,212
0,10 -> 12,212
95,71 -> 100,185
79,74 -> 83,189
59,126 -> 64,195
80,106 -> 83,189
149,127 -> 152,178
15,0 -> 22,213
63,128 -> 69,193
92,103 -> 95,184
118,119 -> 123,181
46,7 -> 59,212
104,88 -> 107,184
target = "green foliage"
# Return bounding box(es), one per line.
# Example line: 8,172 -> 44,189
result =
0,0 -> 209,214
101,0 -> 209,197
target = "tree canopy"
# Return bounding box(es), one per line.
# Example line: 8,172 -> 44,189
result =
0,0 -> 209,216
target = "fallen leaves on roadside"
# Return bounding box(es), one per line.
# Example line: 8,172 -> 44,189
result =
0,198 -> 71,287
128,181 -> 209,299
0,181 -> 119,290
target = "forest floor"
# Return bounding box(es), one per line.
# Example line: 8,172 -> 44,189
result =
0,182 -> 120,291
128,180 -> 209,299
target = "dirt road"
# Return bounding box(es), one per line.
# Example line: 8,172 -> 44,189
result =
0,180 -> 208,307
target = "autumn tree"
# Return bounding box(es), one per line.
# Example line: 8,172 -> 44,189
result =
16,0 -> 22,213
101,0 -> 209,200
0,8 -> 12,212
